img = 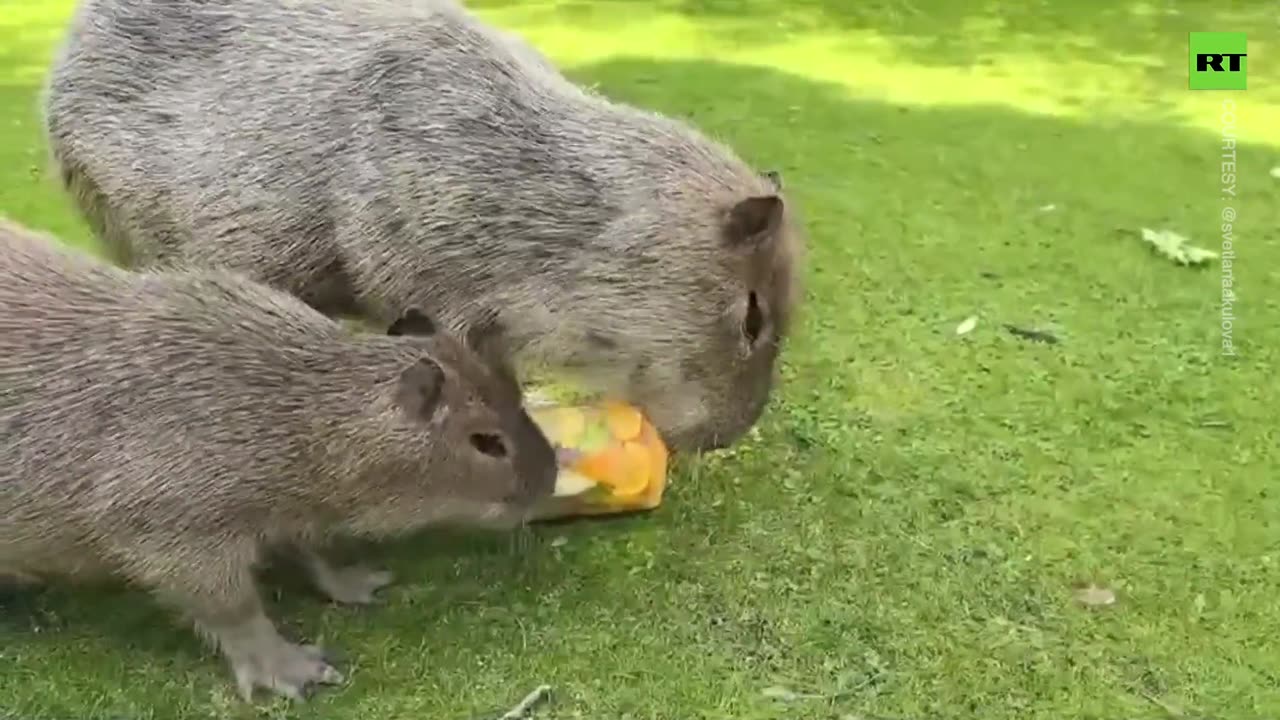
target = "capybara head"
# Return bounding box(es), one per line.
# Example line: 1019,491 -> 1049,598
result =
565,169 -> 802,453
360,308 -> 558,530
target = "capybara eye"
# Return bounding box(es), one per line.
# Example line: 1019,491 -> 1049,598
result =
743,291 -> 764,347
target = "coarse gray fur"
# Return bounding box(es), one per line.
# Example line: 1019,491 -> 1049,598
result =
42,0 -> 804,452
0,218 -> 556,701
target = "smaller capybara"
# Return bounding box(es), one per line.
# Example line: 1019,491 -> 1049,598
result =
0,218 -> 557,700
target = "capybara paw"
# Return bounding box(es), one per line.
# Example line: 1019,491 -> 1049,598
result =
230,638 -> 344,702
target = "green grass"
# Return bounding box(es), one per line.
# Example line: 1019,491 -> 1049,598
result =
2,1 -> 1279,718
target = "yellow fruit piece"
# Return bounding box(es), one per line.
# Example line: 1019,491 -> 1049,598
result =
604,402 -> 644,441
552,468 -> 598,497
531,406 -> 586,448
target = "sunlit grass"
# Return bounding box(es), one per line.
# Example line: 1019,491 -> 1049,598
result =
1,1 -> 1278,718
477,1 -> 1279,141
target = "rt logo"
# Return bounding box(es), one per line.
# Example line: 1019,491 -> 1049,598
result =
1189,32 -> 1247,90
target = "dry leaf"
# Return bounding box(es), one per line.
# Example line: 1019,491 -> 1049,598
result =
500,685 -> 552,719
1074,584 -> 1117,607
955,315 -> 978,335
761,686 -> 800,702
1005,324 -> 1060,344
1139,227 -> 1218,266
1038,203 -> 1057,212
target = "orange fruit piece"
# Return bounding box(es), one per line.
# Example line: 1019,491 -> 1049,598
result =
607,423 -> 667,507
561,416 -> 665,514
572,443 -> 626,484
571,439 -> 651,498
603,402 -> 644,441
608,440 -> 652,497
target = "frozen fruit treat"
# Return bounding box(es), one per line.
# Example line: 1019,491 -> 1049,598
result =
529,401 -> 668,515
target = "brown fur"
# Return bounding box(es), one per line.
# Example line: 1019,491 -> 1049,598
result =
42,0 -> 805,451
0,218 -> 557,700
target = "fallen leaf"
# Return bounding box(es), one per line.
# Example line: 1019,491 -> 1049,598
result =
1139,227 -> 1218,266
1074,584 -> 1117,607
1005,324 -> 1060,344
1141,691 -> 1191,719
761,686 -> 800,702
500,685 -> 552,719
955,315 -> 978,336
1270,166 -> 1280,179
1038,203 -> 1057,212
550,536 -> 569,548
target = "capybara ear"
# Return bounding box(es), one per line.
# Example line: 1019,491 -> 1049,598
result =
762,169 -> 783,191
387,307 -> 437,337
463,308 -> 508,365
395,357 -> 445,420
464,309 -> 522,398
724,195 -> 784,248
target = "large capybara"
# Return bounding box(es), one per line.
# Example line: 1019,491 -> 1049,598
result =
42,0 -> 804,452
